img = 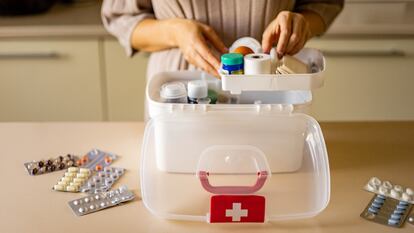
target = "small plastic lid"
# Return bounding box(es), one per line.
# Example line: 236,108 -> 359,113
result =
221,53 -> 243,66
187,80 -> 208,99
160,82 -> 187,99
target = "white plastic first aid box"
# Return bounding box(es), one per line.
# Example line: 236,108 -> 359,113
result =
140,48 -> 330,223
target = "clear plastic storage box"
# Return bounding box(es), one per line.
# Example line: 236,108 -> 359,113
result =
140,48 -> 330,223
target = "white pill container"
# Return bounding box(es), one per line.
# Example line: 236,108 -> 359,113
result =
141,48 -> 330,223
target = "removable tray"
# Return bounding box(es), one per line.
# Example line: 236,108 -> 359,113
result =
220,48 -> 325,94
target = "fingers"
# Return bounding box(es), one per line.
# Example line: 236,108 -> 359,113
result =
184,48 -> 219,77
199,24 -> 228,54
262,20 -> 279,54
193,36 -> 221,70
285,15 -> 304,54
275,12 -> 293,57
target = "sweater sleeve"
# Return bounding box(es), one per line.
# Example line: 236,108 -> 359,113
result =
294,0 -> 344,34
101,0 -> 155,56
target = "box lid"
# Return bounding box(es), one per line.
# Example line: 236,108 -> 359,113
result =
140,111 -> 330,222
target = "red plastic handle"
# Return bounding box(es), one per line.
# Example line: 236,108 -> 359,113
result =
198,171 -> 268,194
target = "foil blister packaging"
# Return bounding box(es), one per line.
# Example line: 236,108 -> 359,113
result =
68,185 -> 135,216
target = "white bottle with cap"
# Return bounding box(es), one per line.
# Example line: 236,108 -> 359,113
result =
160,82 -> 188,103
187,80 -> 210,104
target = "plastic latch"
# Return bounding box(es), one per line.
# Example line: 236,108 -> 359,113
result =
255,104 -> 293,114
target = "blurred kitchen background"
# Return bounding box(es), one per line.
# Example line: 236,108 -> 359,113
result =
0,0 -> 413,122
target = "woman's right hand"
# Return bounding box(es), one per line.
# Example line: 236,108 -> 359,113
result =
168,18 -> 228,77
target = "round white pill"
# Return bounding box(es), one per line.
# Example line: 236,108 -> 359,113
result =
84,197 -> 90,203
394,185 -> 403,193
379,186 -> 389,195
369,177 -> 381,186
390,189 -> 401,199
73,200 -> 79,206
382,181 -> 392,189
78,207 -> 85,213
402,193 -> 412,202
406,188 -> 413,195
100,202 -> 106,207
95,195 -> 100,200
89,205 -> 95,210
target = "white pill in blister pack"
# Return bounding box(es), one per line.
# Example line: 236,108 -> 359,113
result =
364,177 -> 414,204
80,167 -> 125,194
68,185 -> 135,216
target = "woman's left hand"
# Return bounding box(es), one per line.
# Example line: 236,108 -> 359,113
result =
262,11 -> 312,57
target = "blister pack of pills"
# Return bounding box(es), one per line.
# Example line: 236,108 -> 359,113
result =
364,177 -> 414,203
361,177 -> 414,228
52,167 -> 91,192
77,149 -> 117,172
361,194 -> 413,227
24,154 -> 78,175
68,185 -> 135,216
80,167 -> 125,194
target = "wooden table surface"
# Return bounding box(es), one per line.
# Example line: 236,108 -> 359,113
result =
0,122 -> 413,233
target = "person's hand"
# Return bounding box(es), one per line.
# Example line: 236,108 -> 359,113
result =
169,18 -> 227,77
262,11 -> 312,58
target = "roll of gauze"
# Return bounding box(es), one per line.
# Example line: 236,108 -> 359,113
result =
244,53 -> 272,75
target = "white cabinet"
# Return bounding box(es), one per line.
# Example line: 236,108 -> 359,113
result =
0,39 -> 104,121
103,39 -> 148,121
307,38 -> 414,121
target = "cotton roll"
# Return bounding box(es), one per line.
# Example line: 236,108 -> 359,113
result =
244,53 -> 272,75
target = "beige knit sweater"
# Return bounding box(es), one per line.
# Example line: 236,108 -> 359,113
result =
102,0 -> 343,79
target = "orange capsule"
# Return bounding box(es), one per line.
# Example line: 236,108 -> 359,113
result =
104,156 -> 112,164
95,164 -> 103,171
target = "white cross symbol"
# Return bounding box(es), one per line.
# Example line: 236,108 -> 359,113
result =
225,202 -> 248,222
